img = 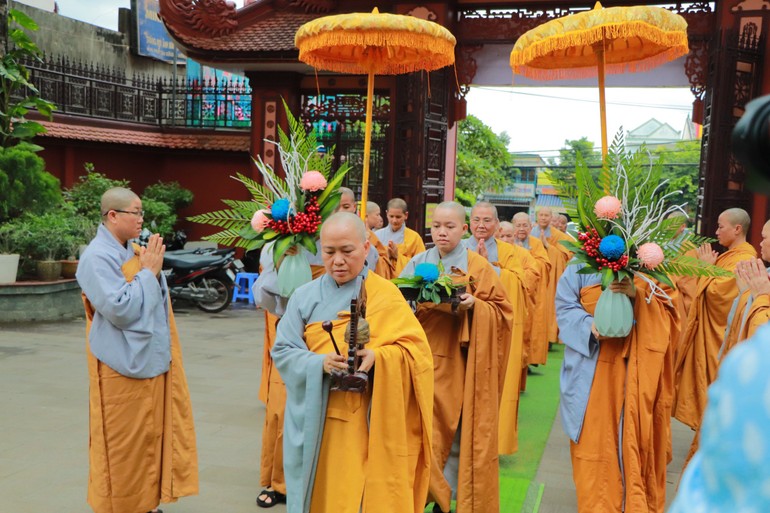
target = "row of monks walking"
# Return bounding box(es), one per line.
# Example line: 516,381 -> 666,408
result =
256,189 -> 581,513
77,185 -> 770,513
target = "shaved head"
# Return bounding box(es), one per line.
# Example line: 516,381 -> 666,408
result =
336,187 -> 357,213
722,208 -> 751,235
471,201 -> 498,220
321,212 -> 367,243
435,201 -> 467,223
101,187 -> 139,215
512,212 -> 531,224
366,201 -> 379,214
499,221 -> 514,231
387,198 -> 408,213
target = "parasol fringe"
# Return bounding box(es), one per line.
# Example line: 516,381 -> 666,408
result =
513,46 -> 687,81
297,30 -> 456,75
510,20 -> 688,80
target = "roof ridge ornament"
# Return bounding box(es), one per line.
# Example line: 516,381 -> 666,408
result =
287,0 -> 337,13
159,0 -> 238,38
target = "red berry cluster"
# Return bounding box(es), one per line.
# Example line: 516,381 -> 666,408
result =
596,255 -> 629,272
577,229 -> 602,258
266,196 -> 323,235
577,228 -> 629,272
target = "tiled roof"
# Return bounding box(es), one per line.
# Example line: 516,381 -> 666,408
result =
172,12 -> 318,52
38,121 -> 250,152
535,194 -> 565,208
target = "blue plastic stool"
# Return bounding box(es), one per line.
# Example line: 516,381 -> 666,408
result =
233,272 -> 259,304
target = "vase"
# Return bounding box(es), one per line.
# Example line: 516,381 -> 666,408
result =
277,250 -> 312,297
60,259 -> 79,279
0,254 -> 20,284
36,260 -> 62,282
594,286 -> 634,338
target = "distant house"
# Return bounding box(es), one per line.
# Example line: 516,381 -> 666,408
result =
480,152 -> 541,221
626,118 -> 682,151
626,116 -> 701,153
535,171 -> 566,215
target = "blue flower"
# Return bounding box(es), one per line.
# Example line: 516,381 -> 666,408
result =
271,198 -> 292,221
599,234 -> 626,261
414,262 -> 440,283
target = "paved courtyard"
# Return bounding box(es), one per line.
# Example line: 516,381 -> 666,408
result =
0,302 -> 693,513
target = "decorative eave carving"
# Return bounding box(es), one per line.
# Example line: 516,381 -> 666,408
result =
283,0 -> 337,13
159,0 -> 238,39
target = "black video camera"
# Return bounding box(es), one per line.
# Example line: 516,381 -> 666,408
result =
733,94 -> 770,190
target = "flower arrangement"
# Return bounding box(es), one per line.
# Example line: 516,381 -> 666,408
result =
392,261 -> 468,304
561,131 -> 732,301
189,101 -> 349,268
560,132 -> 731,337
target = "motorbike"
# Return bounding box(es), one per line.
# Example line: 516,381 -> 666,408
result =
162,247 -> 243,313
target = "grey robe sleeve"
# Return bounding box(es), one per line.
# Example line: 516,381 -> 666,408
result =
555,265 -> 598,359
271,293 -> 328,513
78,251 -> 162,330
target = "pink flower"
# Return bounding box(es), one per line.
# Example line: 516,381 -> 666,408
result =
251,209 -> 270,233
637,242 -> 665,270
300,171 -> 327,192
594,195 -> 622,219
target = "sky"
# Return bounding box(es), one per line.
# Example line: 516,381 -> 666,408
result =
48,0 -> 696,160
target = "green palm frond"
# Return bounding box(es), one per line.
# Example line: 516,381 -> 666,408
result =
202,229 -> 247,247
221,199 -> 261,213
658,255 -> 734,278
232,173 -> 275,207
188,209 -> 250,230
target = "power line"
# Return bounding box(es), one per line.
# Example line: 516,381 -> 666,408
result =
472,85 -> 693,111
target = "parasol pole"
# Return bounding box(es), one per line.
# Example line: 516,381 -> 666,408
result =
596,37 -> 608,161
360,70 -> 374,220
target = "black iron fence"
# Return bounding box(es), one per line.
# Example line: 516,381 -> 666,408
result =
16,55 -> 252,129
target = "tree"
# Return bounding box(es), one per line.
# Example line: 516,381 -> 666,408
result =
455,115 -> 513,200
0,9 -> 56,148
547,137 -> 602,189
0,142 -> 61,222
652,140 -> 700,213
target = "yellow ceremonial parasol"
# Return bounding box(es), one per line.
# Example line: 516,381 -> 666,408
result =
510,2 -> 688,158
296,8 -> 456,218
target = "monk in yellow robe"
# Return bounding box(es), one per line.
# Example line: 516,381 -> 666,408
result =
498,220 -> 541,390
76,187 -> 198,513
532,207 -> 574,347
365,200 -> 384,231
681,220 -> 770,469
673,208 -> 757,429
272,212 -> 433,513
403,201 -> 513,513
465,202 -> 532,455
557,266 -> 679,513
512,212 -> 552,367
374,197 -> 426,278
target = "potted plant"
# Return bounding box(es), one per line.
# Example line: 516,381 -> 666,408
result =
15,213 -> 76,281
0,222 -> 23,284
60,213 -> 97,279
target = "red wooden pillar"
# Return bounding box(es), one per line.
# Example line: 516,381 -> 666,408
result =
245,72 -> 302,180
